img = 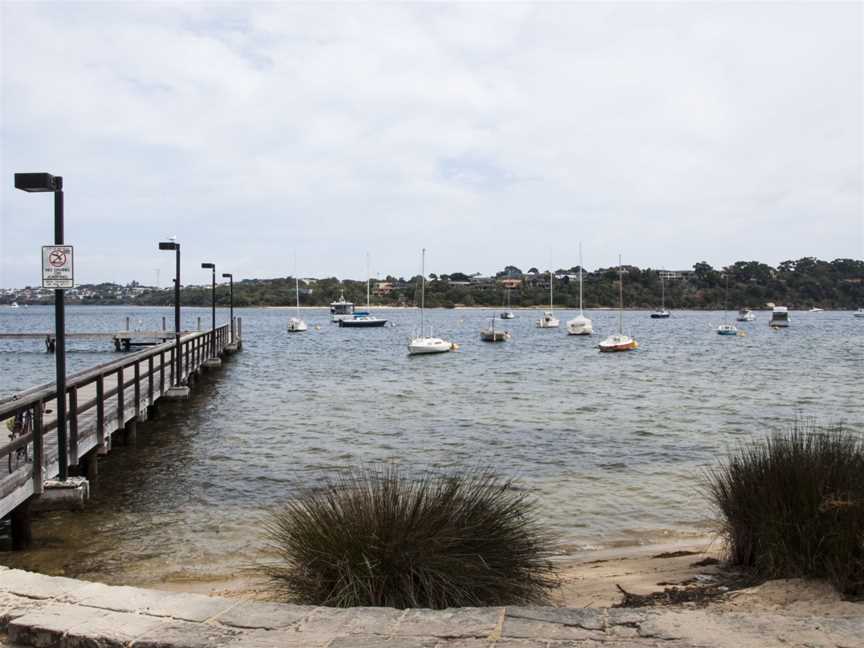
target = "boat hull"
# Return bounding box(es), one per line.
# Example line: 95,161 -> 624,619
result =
408,337 -> 452,355
650,311 -> 670,319
481,330 -> 510,342
567,316 -> 593,336
598,334 -> 637,352
287,318 -> 308,332
339,319 -> 387,328
536,319 -> 560,328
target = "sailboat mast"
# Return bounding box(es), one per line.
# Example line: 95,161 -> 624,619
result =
618,254 -> 624,335
420,248 -> 426,334
661,272 -> 665,310
295,277 -> 300,315
579,243 -> 584,315
366,252 -> 370,309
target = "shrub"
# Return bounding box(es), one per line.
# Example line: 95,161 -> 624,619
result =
263,465 -> 558,608
707,421 -> 864,596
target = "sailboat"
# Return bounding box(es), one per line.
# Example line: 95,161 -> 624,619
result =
500,287 -> 515,319
287,273 -> 307,333
536,269 -> 560,328
598,256 -> 638,352
736,308 -> 756,322
408,249 -> 455,355
650,271 -> 670,318
567,243 -> 593,335
339,254 -> 387,328
717,276 -> 738,336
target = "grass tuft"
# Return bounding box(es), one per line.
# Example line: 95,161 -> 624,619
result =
706,420 -> 864,596
263,465 -> 559,608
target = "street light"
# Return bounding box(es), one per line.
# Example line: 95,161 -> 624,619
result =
201,263 -> 216,358
14,172 -> 68,481
158,241 -> 182,386
221,273 -> 234,343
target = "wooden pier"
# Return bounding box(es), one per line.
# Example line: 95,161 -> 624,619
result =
0,320 -> 242,547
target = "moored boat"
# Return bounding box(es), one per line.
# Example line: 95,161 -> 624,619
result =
408,248 -> 455,355
599,255 -> 637,353
736,309 -> 755,322
330,292 -> 355,323
535,270 -> 559,328
481,316 -> 511,342
769,306 -> 790,327
717,324 -> 738,336
500,287 -> 515,319
650,272 -> 670,318
567,243 -> 593,336
853,308 -> 864,318
287,268 -> 308,333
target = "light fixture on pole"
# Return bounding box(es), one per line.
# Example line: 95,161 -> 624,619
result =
14,172 -> 69,481
221,273 -> 234,343
201,263 -> 216,358
158,241 -> 182,386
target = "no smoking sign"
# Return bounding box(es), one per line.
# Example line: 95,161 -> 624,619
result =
42,245 -> 74,289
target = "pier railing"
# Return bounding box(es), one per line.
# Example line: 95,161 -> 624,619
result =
0,322 -> 235,519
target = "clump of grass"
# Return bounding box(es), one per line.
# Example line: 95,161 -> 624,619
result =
707,421 -> 864,596
263,465 -> 559,608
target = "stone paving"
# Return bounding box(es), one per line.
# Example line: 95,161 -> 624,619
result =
0,566 -> 861,647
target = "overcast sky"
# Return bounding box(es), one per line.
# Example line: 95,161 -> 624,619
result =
1,2 -> 861,288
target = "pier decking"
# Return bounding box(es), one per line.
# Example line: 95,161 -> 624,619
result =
0,321 -> 242,540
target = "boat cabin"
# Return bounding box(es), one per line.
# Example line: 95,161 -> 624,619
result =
330,295 -> 355,322
770,306 -> 790,327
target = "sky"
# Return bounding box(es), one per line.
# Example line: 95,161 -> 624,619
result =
0,2 -> 861,288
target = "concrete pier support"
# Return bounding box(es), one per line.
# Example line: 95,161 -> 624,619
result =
163,385 -> 191,400
203,358 -> 222,369
32,477 -> 89,512
10,499 -> 33,550
84,451 -> 98,483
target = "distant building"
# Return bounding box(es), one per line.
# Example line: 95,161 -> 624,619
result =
498,277 -> 523,289
658,270 -> 693,280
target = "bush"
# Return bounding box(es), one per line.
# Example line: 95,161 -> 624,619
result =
707,421 -> 864,596
263,465 -> 558,608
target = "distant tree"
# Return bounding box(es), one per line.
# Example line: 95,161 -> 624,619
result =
449,272 -> 471,282
528,267 -> 539,274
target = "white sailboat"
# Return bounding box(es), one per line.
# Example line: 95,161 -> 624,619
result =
717,276 -> 738,336
567,243 -> 593,335
287,270 -> 307,333
481,315 -> 511,342
500,287 -> 515,319
650,272 -> 670,318
408,249 -> 454,355
536,269 -> 560,328
598,255 -> 638,352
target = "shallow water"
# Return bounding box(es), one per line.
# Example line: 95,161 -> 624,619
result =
1,305 -> 862,585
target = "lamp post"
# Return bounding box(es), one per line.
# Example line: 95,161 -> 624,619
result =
14,172 -> 68,481
201,263 -> 216,358
158,241 -> 182,386
221,273 -> 234,343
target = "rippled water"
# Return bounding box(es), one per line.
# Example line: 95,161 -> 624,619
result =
1,305 -> 862,585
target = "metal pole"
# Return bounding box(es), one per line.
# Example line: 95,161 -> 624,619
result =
211,267 -> 216,357
53,178 -> 68,481
174,247 -> 181,386
229,276 -> 234,343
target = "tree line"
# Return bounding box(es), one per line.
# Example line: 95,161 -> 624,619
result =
5,257 -> 862,310
131,257 -> 864,310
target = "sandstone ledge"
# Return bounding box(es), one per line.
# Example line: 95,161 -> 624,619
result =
0,566 -> 860,647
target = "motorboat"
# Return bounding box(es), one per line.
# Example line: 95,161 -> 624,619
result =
809,307 -> 824,312
330,292 -> 355,323
481,316 -> 511,342
535,271 -> 560,328
408,248 -> 454,355
10,302 -> 19,309
650,272 -> 670,318
855,308 -> 864,318
769,306 -> 790,327
599,255 -> 637,353
567,244 -> 593,336
287,271 -> 307,333
736,309 -> 756,322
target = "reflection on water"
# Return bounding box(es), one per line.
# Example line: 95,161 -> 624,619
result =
1,305 -> 862,586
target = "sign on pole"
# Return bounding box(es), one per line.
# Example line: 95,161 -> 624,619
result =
42,245 -> 74,289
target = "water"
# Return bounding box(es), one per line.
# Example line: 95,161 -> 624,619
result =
1,305 -> 862,586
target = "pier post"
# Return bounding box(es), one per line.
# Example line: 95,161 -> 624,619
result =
83,451 -> 98,483
126,316 -> 130,331
162,316 -> 166,331
123,419 -> 137,446
10,499 -> 33,550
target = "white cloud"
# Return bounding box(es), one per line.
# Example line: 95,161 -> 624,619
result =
1,1 -> 861,287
